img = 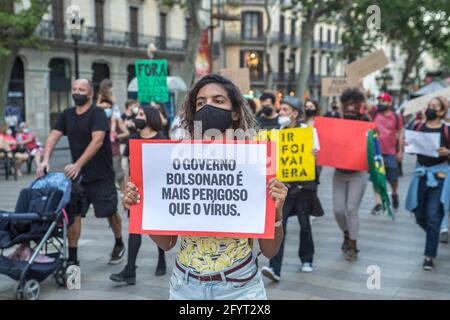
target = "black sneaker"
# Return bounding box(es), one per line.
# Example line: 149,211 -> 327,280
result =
155,258 -> 166,276
392,194 -> 399,210
440,230 -> 449,244
371,204 -> 383,215
422,258 -> 435,271
110,265 -> 136,285
109,245 -> 126,265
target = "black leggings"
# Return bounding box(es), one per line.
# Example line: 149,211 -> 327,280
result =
127,233 -> 165,268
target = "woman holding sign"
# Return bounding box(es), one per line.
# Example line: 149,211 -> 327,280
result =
110,105 -> 168,284
332,88 -> 370,262
123,74 -> 287,300
405,96 -> 450,271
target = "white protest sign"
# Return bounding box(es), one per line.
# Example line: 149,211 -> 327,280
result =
129,140 -> 276,238
404,129 -> 441,158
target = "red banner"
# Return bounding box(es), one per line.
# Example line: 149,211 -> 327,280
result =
315,117 -> 376,171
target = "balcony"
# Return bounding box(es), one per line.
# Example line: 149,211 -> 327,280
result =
308,74 -> 321,85
312,40 -> 338,51
224,30 -> 301,47
35,20 -> 187,54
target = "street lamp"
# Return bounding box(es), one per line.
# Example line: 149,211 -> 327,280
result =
69,17 -> 84,79
147,43 -> 157,59
376,68 -> 393,92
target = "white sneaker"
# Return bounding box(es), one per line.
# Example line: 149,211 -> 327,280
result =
301,262 -> 314,273
261,266 -> 281,282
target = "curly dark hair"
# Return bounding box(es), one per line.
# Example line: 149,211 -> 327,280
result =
180,74 -> 257,136
340,88 -> 365,105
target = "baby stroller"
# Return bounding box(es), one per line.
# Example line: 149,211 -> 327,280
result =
0,172 -> 71,300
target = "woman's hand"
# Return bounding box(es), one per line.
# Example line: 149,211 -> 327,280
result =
438,147 -> 450,157
123,182 -> 140,209
311,148 -> 318,157
268,178 -> 288,220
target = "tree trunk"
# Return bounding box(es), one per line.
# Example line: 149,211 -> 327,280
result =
296,18 -> 315,99
264,0 -> 273,91
0,51 -> 17,119
180,0 -> 204,89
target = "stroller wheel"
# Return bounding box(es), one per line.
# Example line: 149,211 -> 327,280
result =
15,279 -> 40,300
55,266 -> 66,287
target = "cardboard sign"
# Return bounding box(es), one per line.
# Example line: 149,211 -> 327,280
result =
129,140 -> 276,239
321,77 -> 353,97
220,68 -> 250,94
346,50 -> 389,84
315,117 -> 376,171
135,59 -> 169,103
403,87 -> 450,116
258,128 -> 316,182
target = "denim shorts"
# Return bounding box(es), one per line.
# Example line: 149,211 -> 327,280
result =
169,254 -> 267,300
383,154 -> 399,184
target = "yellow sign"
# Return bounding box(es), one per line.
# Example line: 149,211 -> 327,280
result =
259,127 -> 316,182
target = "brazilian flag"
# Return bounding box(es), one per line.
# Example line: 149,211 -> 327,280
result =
367,130 -> 394,220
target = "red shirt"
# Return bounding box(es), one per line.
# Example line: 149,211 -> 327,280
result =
373,111 -> 403,155
16,132 -> 39,151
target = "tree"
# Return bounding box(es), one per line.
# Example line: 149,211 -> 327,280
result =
288,0 -> 348,99
264,0 -> 279,91
378,0 -> 450,94
0,0 -> 51,119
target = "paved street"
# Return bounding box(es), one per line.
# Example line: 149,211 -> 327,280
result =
0,150 -> 449,300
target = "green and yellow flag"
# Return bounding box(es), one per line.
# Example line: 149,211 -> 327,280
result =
367,130 -> 394,220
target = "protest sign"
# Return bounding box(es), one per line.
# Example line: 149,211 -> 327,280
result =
129,140 -> 276,239
321,77 -> 352,97
404,129 -> 441,158
135,59 -> 169,103
346,50 -> 389,84
315,117 -> 376,171
219,68 -> 251,94
403,87 -> 450,116
258,128 -> 316,182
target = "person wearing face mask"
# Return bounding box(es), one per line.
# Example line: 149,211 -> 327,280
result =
121,74 -> 288,300
15,122 -> 45,170
110,106 -> 168,284
332,88 -> 370,262
122,100 -> 139,136
370,93 -> 404,215
405,97 -> 450,270
0,123 -> 29,177
37,79 -> 126,267
256,92 -> 281,130
98,98 -> 129,192
304,99 -> 319,126
261,96 -> 322,281
324,99 -> 341,119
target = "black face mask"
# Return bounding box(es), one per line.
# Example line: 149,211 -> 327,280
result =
261,106 -> 273,116
305,109 -> 316,117
133,118 -> 147,130
194,104 -> 233,134
425,109 -> 438,121
377,104 -> 388,112
344,113 -> 360,120
72,94 -> 89,107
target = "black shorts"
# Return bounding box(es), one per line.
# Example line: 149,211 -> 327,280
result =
67,178 -> 118,218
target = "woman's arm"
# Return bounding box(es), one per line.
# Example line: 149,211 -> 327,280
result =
257,179 -> 287,259
116,118 -> 129,140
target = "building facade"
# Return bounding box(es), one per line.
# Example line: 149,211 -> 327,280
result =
8,0 -> 189,140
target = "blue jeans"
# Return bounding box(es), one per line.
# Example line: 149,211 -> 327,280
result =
414,177 -> 445,258
169,254 -> 267,300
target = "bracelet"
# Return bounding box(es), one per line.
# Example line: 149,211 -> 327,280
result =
275,220 -> 283,228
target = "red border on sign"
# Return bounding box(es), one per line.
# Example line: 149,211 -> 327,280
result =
129,139 -> 276,239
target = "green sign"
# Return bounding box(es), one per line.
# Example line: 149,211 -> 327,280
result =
135,59 -> 169,103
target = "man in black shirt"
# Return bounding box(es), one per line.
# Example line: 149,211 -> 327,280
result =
37,79 -> 125,266
256,92 -> 280,130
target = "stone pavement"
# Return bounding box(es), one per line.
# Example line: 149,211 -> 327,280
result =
0,150 -> 449,300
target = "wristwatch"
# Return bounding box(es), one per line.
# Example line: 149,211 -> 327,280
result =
275,220 -> 283,228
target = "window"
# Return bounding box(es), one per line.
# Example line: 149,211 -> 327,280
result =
319,26 -> 323,45
95,0 -> 105,44
291,18 -> 296,43
241,12 -> 262,40
52,0 -> 64,39
280,14 -> 285,41
129,7 -> 139,47
278,51 -> 285,80
327,29 -> 331,44
160,12 -> 167,49
310,56 -> 315,76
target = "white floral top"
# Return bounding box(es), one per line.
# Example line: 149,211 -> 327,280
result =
176,236 -> 253,274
